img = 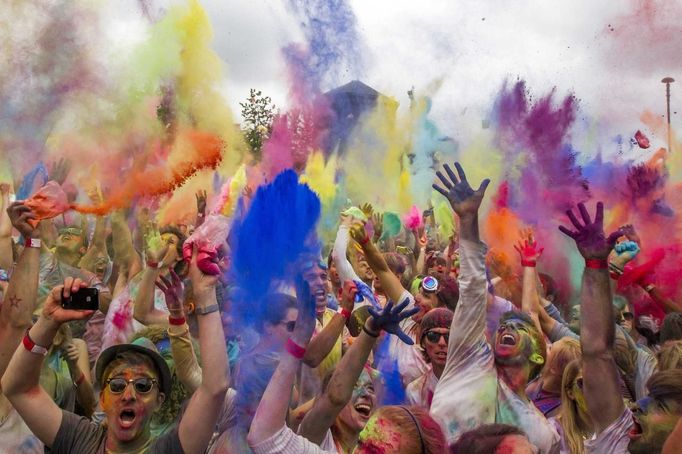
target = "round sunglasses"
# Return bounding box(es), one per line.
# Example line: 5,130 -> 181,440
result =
106,377 -> 158,394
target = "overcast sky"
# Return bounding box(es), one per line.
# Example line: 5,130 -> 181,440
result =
108,0 -> 680,151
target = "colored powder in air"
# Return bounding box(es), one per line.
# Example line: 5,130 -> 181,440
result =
71,130 -> 224,215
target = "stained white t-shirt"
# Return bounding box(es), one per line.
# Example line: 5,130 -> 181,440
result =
430,239 -> 560,454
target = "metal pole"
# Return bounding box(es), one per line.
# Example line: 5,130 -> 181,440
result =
662,77 -> 674,152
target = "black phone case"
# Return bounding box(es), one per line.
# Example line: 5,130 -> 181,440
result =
61,288 -> 100,311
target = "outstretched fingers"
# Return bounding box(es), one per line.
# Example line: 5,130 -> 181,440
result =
578,202 -> 592,226
443,163 -> 460,188
558,225 -> 578,239
435,171 -> 453,190
454,162 -> 468,184
566,208 -> 583,231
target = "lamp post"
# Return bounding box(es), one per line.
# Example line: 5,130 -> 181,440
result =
662,77 -> 674,152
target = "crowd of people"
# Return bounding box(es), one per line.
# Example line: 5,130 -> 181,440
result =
0,160 -> 681,454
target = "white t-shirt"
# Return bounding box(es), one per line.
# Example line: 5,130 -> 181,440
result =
250,425 -> 337,454
406,367 -> 438,408
0,400 -> 43,454
584,407 -> 632,454
385,290 -> 429,386
430,239 -> 560,454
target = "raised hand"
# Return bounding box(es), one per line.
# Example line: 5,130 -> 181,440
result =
49,158 -> 72,185
371,212 -> 383,242
619,223 -> 641,246
7,202 -> 37,238
156,269 -> 185,317
558,202 -> 622,260
367,298 -> 420,345
514,229 -> 544,264
187,244 -> 218,302
339,279 -> 357,314
42,278 -> 95,325
610,240 -> 640,270
359,203 -> 374,219
62,340 -> 81,365
349,219 -> 370,246
144,226 -> 169,266
196,190 -> 207,215
432,162 -> 490,218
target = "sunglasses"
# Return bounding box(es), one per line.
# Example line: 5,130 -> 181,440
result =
283,321 -> 296,332
622,312 -> 635,321
424,331 -> 449,344
106,377 -> 158,394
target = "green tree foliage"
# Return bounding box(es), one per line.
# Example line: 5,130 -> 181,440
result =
240,89 -> 275,158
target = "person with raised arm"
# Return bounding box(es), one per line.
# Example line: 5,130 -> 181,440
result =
558,202 -> 682,453
1,245 -> 229,454
429,162 -> 559,452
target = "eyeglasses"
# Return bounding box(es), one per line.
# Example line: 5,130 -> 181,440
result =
424,331 -> 449,344
106,377 -> 158,394
283,321 -> 296,332
421,276 -> 439,293
622,312 -> 635,321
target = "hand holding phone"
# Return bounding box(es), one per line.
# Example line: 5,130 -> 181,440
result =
61,287 -> 99,311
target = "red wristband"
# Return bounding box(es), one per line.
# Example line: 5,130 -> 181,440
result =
521,259 -> 536,267
147,261 -> 160,269
168,315 -> 186,326
359,234 -> 370,245
285,338 -> 306,359
75,372 -> 85,386
609,271 -> 620,281
585,259 -> 608,269
22,329 -> 49,356
337,307 -> 352,320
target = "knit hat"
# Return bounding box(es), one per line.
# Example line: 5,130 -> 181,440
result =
419,307 -> 453,341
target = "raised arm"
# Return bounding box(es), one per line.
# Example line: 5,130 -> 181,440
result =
515,231 -> 544,333
133,230 -> 171,326
302,280 -> 354,368
176,247 -> 229,454
1,278 -> 94,447
351,222 -> 406,303
0,184 -> 14,271
432,162 -> 490,370
332,215 -> 362,283
559,201 -> 624,433
0,203 -> 41,377
298,295 -> 418,445
247,277 -> 317,446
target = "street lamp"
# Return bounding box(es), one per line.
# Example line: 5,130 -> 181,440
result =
662,77 -> 674,152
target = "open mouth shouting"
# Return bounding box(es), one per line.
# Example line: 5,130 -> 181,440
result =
499,333 -> 517,346
353,399 -> 373,422
118,408 -> 138,430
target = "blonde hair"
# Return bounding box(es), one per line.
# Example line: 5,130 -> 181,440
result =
546,337 -> 581,376
557,359 -> 588,454
656,340 -> 682,371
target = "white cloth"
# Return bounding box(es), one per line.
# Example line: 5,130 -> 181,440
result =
250,425 -> 336,454
406,367 -> 438,408
584,407 -> 632,454
430,239 -> 560,453
0,400 -> 43,454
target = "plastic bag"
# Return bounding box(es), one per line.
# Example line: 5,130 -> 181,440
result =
182,214 -> 230,275
23,181 -> 70,227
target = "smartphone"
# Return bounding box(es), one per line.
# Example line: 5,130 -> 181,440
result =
61,288 -> 99,311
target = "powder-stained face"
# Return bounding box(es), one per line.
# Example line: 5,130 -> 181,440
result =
355,416 -> 402,453
422,327 -> 449,367
100,364 -> 164,446
160,233 -> 181,265
493,317 -> 539,367
303,265 -> 328,315
629,397 -> 681,454
338,369 -> 377,432
413,289 -> 438,323
495,434 -> 539,453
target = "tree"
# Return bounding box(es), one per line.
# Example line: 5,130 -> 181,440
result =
240,89 -> 275,158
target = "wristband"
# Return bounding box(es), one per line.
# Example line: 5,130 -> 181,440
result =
609,263 -> 624,275
362,324 -> 380,338
585,259 -> 608,270
285,338 -> 306,359
168,315 -> 186,325
22,329 -> 49,356
609,271 -> 620,281
25,238 -> 41,249
337,307 -> 352,320
644,283 -> 656,293
75,372 -> 85,386
194,304 -> 219,315
146,261 -> 160,269
521,259 -> 536,268
359,234 -> 370,245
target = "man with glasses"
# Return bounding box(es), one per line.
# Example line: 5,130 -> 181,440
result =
406,307 -> 452,409
2,245 -> 229,454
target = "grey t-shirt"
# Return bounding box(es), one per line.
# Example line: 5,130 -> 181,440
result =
50,410 -> 184,454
